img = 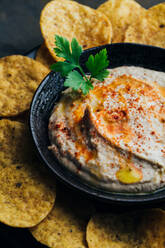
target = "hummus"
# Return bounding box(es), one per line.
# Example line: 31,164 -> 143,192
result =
48,66 -> 165,193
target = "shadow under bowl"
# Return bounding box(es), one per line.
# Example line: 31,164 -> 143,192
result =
30,43 -> 165,206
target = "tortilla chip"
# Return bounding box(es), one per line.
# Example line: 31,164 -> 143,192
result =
98,0 -> 145,43
0,119 -> 37,168
0,163 -> 56,227
86,209 -> 165,248
30,187 -> 93,248
0,55 -> 49,117
36,43 -> 55,69
40,0 -> 112,61
148,2 -> 165,25
124,3 -> 165,48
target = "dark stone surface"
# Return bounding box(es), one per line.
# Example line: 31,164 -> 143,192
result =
0,0 -> 165,57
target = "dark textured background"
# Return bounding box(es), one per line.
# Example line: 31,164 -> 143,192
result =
0,0 -> 165,57
0,0 -> 165,247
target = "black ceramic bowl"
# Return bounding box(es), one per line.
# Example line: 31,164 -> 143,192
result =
30,43 -> 165,206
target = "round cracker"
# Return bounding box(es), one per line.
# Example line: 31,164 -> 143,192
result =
86,209 -> 165,248
124,3 -> 165,48
36,43 -> 55,69
0,163 -> 56,227
0,55 -> 49,117
98,0 -> 145,43
40,0 -> 112,61
30,188 -> 93,248
0,119 -> 37,168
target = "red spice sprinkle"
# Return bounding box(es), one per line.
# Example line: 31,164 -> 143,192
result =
138,134 -> 142,139
75,152 -> 78,157
61,127 -> 71,137
136,148 -> 140,153
113,115 -> 119,120
126,85 -> 131,91
111,91 -> 116,97
138,106 -> 143,112
54,124 -> 61,129
140,90 -> 145,95
121,110 -> 127,117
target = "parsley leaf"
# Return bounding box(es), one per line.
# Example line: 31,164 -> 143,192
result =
85,49 -> 109,81
93,69 -> 110,81
50,62 -> 75,77
81,78 -> 94,95
64,71 -> 85,91
51,35 -> 109,95
71,38 -> 83,65
54,35 -> 71,61
64,71 -> 93,95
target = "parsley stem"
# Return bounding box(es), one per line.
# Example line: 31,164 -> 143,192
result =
78,66 -> 90,83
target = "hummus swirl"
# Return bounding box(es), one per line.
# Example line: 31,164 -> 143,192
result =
48,66 -> 165,193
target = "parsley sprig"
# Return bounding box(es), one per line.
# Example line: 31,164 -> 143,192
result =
51,35 -> 109,95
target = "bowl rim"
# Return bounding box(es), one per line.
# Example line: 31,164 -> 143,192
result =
30,42 -> 165,205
